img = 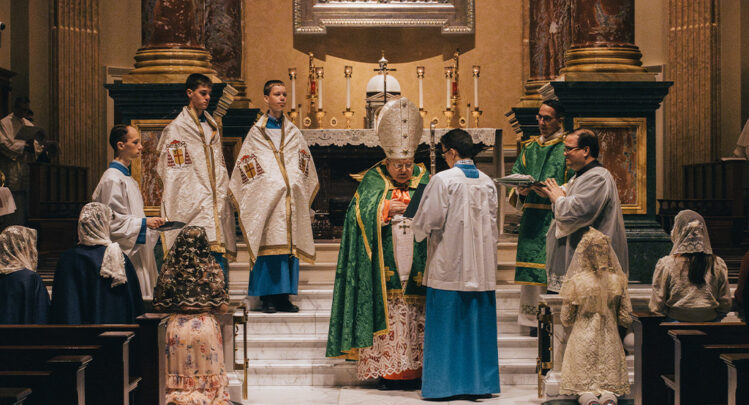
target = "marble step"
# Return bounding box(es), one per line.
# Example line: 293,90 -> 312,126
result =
242,358 -> 537,387
242,309 -> 525,336
235,334 -> 537,361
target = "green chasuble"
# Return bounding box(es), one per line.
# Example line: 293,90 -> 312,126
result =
325,161 -> 429,359
511,136 -> 573,285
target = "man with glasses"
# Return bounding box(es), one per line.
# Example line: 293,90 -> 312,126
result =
326,98 -> 429,390
510,99 -> 573,335
534,128 -> 628,292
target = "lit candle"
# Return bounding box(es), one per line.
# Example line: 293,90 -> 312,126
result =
416,66 -> 425,109
472,65 -> 480,109
445,67 -> 452,110
288,68 -> 297,109
344,66 -> 352,110
316,67 -> 324,111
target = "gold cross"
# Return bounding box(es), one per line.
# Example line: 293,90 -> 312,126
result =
172,148 -> 184,165
244,162 -> 256,178
413,272 -> 423,286
385,267 -> 395,279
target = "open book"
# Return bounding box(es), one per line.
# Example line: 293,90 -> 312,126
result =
493,173 -> 545,188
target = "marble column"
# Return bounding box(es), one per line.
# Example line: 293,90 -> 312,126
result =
560,0 -> 652,81
205,0 -> 249,108
50,0 -> 104,193
508,0 -> 571,140
124,0 -> 219,84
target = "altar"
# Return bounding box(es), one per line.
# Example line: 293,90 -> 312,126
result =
302,127 -> 502,238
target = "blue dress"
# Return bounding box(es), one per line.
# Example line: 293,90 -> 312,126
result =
0,269 -> 50,324
49,245 -> 145,324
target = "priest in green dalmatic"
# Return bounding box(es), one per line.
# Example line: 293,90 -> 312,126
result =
326,98 -> 428,390
510,99 -> 574,332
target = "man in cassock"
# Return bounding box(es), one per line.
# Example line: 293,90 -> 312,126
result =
326,98 -> 429,390
413,128 -> 500,399
49,202 -> 144,324
0,97 -> 39,226
157,73 -> 236,285
510,100 -> 573,333
535,128 -> 628,292
229,80 -> 318,313
0,226 -> 49,324
93,125 -> 166,298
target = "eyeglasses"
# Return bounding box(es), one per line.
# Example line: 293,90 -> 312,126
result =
389,162 -> 414,170
536,114 -> 557,123
440,148 -> 452,157
564,146 -> 582,153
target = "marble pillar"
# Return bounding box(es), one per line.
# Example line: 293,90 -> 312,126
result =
205,0 -> 250,109
124,0 -> 219,84
509,0 -> 571,140
560,0 -> 652,81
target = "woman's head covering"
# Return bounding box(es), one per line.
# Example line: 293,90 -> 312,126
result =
560,227 -> 629,315
670,209 -> 712,256
78,202 -> 127,287
0,226 -> 38,274
153,226 -> 228,312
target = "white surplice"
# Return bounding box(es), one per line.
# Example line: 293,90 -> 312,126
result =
546,165 -> 628,292
92,164 -> 159,297
412,164 -> 498,292
0,113 -> 33,191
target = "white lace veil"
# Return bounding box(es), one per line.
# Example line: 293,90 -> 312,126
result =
0,226 -> 38,274
560,227 -> 628,315
670,209 -> 712,255
78,202 -> 127,287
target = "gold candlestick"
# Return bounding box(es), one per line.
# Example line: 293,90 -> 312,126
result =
288,109 -> 298,127
471,108 -> 483,127
419,108 -> 428,127
342,108 -> 354,129
443,109 -> 455,128
315,110 -> 326,128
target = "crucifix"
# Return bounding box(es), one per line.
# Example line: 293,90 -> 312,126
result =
397,219 -> 411,235
374,50 -> 397,106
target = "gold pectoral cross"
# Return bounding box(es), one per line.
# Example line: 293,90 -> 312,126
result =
385,266 -> 395,279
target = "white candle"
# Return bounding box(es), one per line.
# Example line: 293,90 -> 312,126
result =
346,76 -> 351,109
473,76 -> 479,108
318,77 -> 323,110
292,77 -> 297,107
418,78 -> 424,109
445,75 -> 451,110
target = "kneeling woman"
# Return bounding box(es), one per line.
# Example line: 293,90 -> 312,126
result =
0,226 -> 49,324
153,226 -> 231,405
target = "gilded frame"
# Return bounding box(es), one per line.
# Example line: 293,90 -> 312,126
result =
130,119 -> 171,217
293,0 -> 475,34
221,136 -> 243,174
573,117 -> 647,215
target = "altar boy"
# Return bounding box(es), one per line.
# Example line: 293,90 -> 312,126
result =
157,73 -> 236,284
229,80 -> 318,313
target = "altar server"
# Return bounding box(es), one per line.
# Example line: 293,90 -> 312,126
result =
49,202 -> 145,324
0,226 -> 49,324
326,98 -> 429,390
93,124 -> 165,298
157,73 -> 236,285
229,80 -> 318,313
413,128 -> 500,399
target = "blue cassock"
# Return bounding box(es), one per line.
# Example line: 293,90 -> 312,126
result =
49,245 -> 145,324
0,269 -> 50,324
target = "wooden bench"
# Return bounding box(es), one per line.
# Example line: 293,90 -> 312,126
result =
632,312 -> 749,405
0,355 -> 91,405
0,313 -> 168,405
721,353 -> 749,405
0,388 -> 32,405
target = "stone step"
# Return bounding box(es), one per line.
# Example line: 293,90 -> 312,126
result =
242,309 -> 524,336
242,358 -> 537,387
235,334 -> 537,362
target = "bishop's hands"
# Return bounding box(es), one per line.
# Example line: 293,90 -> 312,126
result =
533,178 -> 566,203
389,200 -> 408,217
146,217 -> 167,229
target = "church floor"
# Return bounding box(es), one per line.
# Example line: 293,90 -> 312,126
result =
238,385 -> 542,404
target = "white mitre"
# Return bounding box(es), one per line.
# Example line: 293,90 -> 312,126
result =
375,97 -> 423,159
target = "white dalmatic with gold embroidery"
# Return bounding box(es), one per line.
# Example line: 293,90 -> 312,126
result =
157,106 -> 236,257
229,114 -> 319,265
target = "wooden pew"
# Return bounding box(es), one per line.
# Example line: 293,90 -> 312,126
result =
0,355 -> 91,405
721,353 -> 749,405
0,313 -> 168,405
0,388 -> 32,405
632,312 -> 748,405
667,329 -> 749,404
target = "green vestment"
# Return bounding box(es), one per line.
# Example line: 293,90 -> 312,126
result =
511,136 -> 573,285
325,162 -> 429,359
